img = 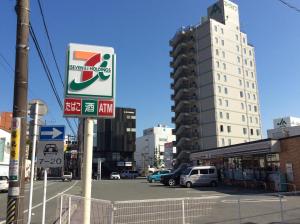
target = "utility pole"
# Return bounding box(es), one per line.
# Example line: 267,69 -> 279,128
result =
6,0 -> 30,223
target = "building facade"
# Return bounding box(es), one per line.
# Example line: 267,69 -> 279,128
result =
0,128 -> 10,176
170,0 -> 262,161
93,107 -> 136,177
135,124 -> 175,173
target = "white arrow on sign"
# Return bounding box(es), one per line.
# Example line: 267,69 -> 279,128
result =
41,128 -> 63,139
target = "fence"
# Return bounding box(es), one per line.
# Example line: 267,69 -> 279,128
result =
55,192 -> 300,224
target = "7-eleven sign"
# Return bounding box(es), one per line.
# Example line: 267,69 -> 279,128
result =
63,43 -> 116,118
65,43 -> 116,99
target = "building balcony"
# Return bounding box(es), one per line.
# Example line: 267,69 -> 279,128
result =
172,64 -> 193,80
171,105 -> 175,112
170,83 -> 174,89
171,117 -> 175,123
169,26 -> 194,48
170,40 -> 195,58
176,137 -> 191,148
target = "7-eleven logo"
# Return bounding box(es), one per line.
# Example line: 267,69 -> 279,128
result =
68,50 -> 112,91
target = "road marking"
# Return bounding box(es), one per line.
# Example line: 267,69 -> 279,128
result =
25,181 -> 56,192
23,181 -> 78,213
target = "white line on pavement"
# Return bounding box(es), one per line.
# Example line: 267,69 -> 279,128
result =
23,180 -> 78,213
222,198 -> 287,203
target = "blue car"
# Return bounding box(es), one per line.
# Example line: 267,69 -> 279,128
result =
147,170 -> 170,183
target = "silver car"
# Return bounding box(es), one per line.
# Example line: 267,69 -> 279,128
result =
180,166 -> 218,188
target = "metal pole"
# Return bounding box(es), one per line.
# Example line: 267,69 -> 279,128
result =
68,196 -> 71,224
59,195 -> 63,224
237,197 -> 241,224
279,195 -> 284,222
42,169 -> 47,224
82,118 -> 94,224
182,199 -> 185,224
100,160 -> 102,181
27,102 -> 39,224
6,0 -> 30,223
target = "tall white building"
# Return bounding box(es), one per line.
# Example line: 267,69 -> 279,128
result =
135,124 -> 175,172
170,0 -> 262,161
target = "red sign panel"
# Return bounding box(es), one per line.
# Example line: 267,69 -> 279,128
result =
98,100 -> 114,117
64,98 -> 82,115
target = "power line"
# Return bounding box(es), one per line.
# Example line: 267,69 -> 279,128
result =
278,0 -> 300,13
29,23 -> 76,135
36,0 -> 65,87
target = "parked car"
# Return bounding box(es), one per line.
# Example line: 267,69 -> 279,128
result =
110,172 -> 121,180
147,170 -> 170,183
180,166 -> 218,188
62,171 -> 72,182
120,170 -> 139,179
0,176 -> 8,192
160,163 -> 190,186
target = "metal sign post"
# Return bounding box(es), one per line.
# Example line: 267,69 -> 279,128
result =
97,158 -> 102,180
63,43 -> 116,224
36,125 -> 65,223
82,118 -> 93,223
42,168 -> 47,224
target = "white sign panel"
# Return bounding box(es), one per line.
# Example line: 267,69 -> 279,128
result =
65,43 -> 115,98
37,141 -> 64,168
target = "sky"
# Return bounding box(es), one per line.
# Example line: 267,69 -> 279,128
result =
0,0 -> 300,138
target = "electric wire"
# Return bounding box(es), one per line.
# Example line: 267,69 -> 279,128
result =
29,23 -> 76,135
36,0 -> 64,87
277,0 -> 300,13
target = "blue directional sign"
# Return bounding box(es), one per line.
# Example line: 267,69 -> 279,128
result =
39,125 -> 65,141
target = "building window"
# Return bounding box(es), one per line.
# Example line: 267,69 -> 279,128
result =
214,25 -> 217,32
235,34 -> 239,41
216,61 -> 220,68
224,75 -> 227,82
226,112 -> 229,119
243,37 -> 246,43
227,126 -> 231,133
251,72 -> 254,78
252,83 -> 255,89
222,138 -> 225,146
239,79 -> 242,86
254,105 -> 257,112
223,63 -> 226,70
219,99 -> 222,106
247,93 -> 251,99
255,117 -> 259,124
220,125 -> 224,132
225,100 -> 229,107
237,56 -> 240,63
218,86 -> 221,93
250,117 -> 253,123
222,51 -> 225,58
242,115 -> 245,122
217,73 -> 221,80
216,49 -> 219,56
236,45 -> 239,52
240,91 -> 244,98
246,81 -> 249,88
250,61 -> 253,67
221,28 -> 224,34
244,48 -> 246,54
219,111 -> 223,119
238,67 -> 241,74
228,139 -> 232,145
246,70 -> 249,76
241,102 -> 244,110
244,59 -> 247,65
215,37 -> 218,44
249,50 -> 252,56
250,129 -> 254,135
248,105 -> 251,111
253,94 -> 256,100
243,128 -> 247,135
256,129 -> 260,136
224,87 -> 228,94
221,39 -> 225,46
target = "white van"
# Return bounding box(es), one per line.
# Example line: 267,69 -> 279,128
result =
180,166 -> 218,188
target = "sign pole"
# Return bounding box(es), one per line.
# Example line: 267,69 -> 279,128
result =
41,168 -> 47,224
82,118 -> 93,224
27,101 -> 39,224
